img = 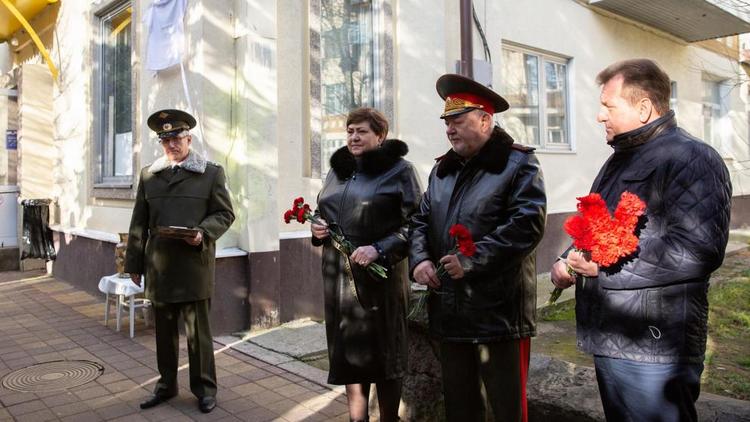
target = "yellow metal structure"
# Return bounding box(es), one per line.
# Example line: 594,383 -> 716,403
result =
0,0 -> 59,80
0,0 -> 56,41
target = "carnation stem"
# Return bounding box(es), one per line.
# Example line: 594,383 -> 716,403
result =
306,213 -> 388,279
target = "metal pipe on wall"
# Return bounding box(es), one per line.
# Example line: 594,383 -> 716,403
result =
459,0 -> 473,78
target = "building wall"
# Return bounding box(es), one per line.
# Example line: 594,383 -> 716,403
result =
18,64 -> 54,201
21,0 -> 750,334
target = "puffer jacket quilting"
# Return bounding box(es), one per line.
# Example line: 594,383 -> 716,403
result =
575,111 -> 731,363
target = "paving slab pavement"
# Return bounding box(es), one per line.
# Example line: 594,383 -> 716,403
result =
0,275 -> 349,421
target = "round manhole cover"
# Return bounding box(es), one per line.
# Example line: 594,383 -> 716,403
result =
1,360 -> 104,393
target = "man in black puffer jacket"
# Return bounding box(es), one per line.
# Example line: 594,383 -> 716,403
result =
551,59 -> 731,422
410,74 -> 546,422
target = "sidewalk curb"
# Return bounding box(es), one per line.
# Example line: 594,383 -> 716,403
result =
213,336 -> 345,395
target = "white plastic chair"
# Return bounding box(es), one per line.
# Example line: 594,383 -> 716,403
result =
98,274 -> 151,338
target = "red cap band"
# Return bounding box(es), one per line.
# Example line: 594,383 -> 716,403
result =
448,92 -> 495,115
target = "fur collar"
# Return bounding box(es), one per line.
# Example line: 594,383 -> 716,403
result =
149,149 -> 207,174
435,126 -> 517,178
329,139 -> 408,179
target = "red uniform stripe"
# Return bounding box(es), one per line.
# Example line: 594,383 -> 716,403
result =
519,337 -> 530,422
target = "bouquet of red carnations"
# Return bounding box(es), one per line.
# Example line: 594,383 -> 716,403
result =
408,224 -> 476,321
547,191 -> 646,305
283,197 -> 388,279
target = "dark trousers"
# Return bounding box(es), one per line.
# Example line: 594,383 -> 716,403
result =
152,299 -> 217,399
440,338 -> 530,422
594,355 -> 703,422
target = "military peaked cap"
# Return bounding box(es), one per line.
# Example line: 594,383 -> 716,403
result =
147,109 -> 197,139
436,73 -> 510,118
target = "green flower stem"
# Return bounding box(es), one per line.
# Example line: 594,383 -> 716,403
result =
306,213 -> 388,279
546,250 -> 581,306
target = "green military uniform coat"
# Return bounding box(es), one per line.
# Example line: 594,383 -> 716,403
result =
124,149 -> 234,399
125,150 -> 235,302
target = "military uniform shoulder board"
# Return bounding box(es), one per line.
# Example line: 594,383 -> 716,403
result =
511,143 -> 535,153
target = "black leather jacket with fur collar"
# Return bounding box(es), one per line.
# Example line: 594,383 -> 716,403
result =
410,127 -> 547,342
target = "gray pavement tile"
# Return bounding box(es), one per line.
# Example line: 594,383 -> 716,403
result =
218,374 -> 251,388
120,365 -> 157,378
251,389 -> 287,405
275,383 -> 314,399
103,379 -> 140,394
15,408 -> 58,422
230,381 -> 267,397
6,398 -> 49,417
184,406 -> 231,421
235,405 -> 279,422
3,357 -> 35,369
94,402 -> 139,419
256,375 -> 292,390
217,396 -> 260,413
140,403 -> 189,421
60,410 -> 104,422
74,385 -> 111,400
40,392 -> 78,407
0,391 -> 37,406
50,401 -> 91,417
277,361 -> 331,389
108,413 -> 151,422
3,350 -> 30,360
96,370 -> 128,384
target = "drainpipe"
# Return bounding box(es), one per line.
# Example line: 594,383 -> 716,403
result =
459,0 -> 473,78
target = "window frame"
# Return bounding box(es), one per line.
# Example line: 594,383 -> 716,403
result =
308,0 -> 393,179
701,76 -> 730,153
500,43 -> 572,152
92,0 -> 135,193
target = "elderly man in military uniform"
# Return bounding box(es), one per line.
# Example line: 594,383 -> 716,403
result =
125,109 -> 235,414
410,74 -> 546,421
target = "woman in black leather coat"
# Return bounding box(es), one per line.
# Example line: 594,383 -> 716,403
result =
311,108 -> 421,422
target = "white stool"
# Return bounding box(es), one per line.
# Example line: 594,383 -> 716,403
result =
98,274 -> 151,338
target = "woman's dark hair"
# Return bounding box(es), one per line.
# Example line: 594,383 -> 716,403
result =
596,59 -> 671,115
346,107 -> 389,139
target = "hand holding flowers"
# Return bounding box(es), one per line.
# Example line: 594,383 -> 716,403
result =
436,224 -> 476,280
547,191 -> 646,305
409,224 -> 476,321
283,197 -> 388,279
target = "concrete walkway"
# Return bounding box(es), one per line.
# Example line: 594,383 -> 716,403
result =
0,276 -> 348,421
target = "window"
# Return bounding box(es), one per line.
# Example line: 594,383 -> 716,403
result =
312,0 -> 383,177
95,2 -> 133,186
702,78 -> 727,150
500,45 -> 570,150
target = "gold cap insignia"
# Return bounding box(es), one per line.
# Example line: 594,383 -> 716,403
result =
444,96 -> 484,115
162,123 -> 172,131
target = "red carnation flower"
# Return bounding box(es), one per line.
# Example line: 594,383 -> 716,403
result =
458,241 -> 476,257
449,224 -> 471,241
283,209 -> 294,224
296,207 -> 307,223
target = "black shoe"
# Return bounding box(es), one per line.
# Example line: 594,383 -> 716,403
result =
139,394 -> 175,409
198,396 -> 216,413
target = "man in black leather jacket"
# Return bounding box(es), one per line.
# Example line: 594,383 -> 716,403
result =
551,59 -> 731,422
410,74 -> 546,422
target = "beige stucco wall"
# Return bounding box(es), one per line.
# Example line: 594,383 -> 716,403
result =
37,0 -> 750,249
49,0 -> 247,249
18,64 -> 54,201
0,44 -> 9,186
392,0 -> 750,216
